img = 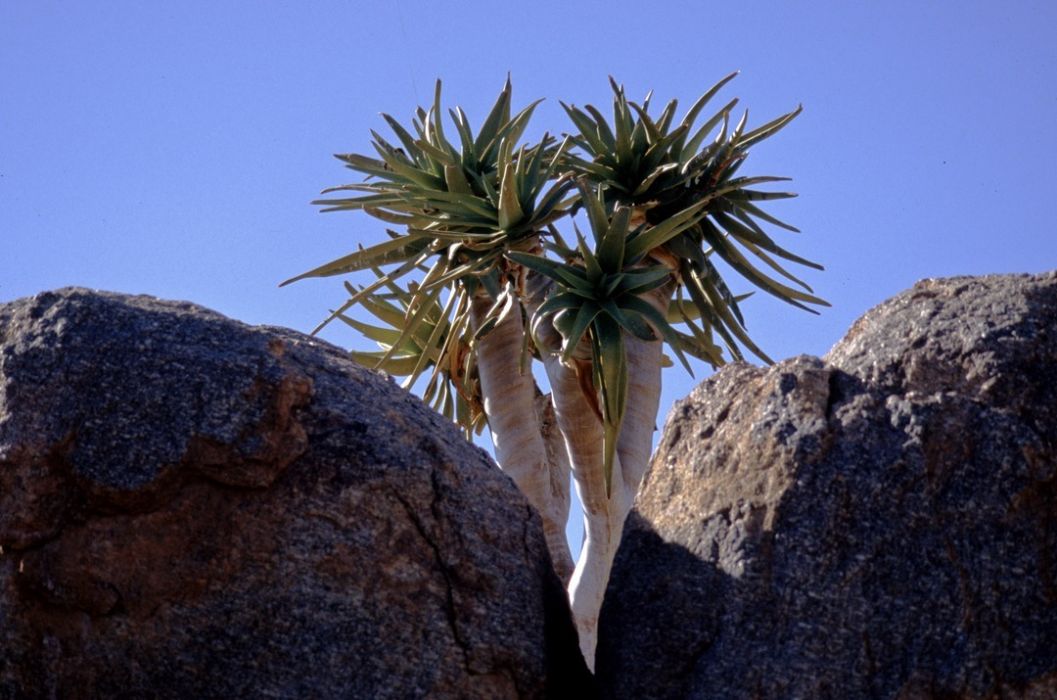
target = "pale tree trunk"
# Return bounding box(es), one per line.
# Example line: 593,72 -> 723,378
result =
470,293 -> 574,581
545,352 -> 635,670
547,344 -> 667,670
534,390 -> 574,584
618,211 -> 671,492
528,267 -> 671,669
617,282 -> 671,492
614,213 -> 673,492
617,334 -> 663,492
527,289 -> 630,669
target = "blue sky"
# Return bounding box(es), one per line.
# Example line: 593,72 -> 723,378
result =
3,2 -> 1055,550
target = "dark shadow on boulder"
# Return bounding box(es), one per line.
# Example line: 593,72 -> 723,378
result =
596,511 -> 730,700
597,273 -> 1057,699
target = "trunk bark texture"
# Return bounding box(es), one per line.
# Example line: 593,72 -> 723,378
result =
550,358 -> 635,669
470,293 -> 574,581
535,389 -> 574,584
617,283 -> 670,491
525,268 -> 671,669
532,304 -> 632,669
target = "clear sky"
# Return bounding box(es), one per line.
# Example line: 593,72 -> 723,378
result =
3,2 -> 1055,551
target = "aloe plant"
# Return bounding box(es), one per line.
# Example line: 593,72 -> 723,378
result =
562,73 -> 827,362
334,272 -> 486,437
281,78 -> 577,581
284,74 -> 824,668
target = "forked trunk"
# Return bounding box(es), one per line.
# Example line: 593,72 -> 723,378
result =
545,353 -> 635,669
470,293 -> 574,581
529,296 -> 630,669
530,264 -> 670,668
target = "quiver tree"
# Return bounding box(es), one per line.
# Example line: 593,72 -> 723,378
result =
282,73 -> 826,668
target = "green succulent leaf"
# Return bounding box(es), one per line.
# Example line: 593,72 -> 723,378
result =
279,234 -> 418,287
554,301 -> 597,362
736,199 -> 801,233
348,350 -> 424,376
474,76 -> 513,153
598,205 -> 630,270
498,161 -> 525,230
621,295 -> 693,373
624,199 -> 709,261
591,313 -> 627,496
562,103 -> 611,155
737,105 -> 803,150
507,250 -> 592,291
613,266 -> 671,296
335,312 -> 411,350
679,97 -> 739,164
582,104 -> 616,149
577,230 -> 604,282
534,291 -> 584,319
678,72 -> 739,136
602,298 -> 655,341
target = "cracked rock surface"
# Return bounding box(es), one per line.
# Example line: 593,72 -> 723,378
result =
597,272 -> 1057,699
0,288 -> 590,699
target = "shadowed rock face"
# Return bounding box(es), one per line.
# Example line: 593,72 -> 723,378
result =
0,288 -> 592,699
598,272 -> 1057,700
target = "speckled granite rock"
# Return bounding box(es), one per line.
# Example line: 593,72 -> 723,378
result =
0,288 -> 592,699
597,272 -> 1057,699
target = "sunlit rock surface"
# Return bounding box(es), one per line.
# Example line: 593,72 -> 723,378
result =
0,288 -> 591,700
598,272 -> 1057,699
